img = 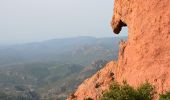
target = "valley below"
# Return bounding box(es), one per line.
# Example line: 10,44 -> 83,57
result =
0,36 -> 126,100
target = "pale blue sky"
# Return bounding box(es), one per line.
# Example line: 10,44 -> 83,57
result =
0,0 -> 127,44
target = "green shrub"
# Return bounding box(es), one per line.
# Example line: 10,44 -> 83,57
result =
85,97 -> 93,100
136,82 -> 154,100
100,81 -> 154,100
159,91 -> 170,100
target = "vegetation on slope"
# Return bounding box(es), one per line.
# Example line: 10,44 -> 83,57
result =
100,81 -> 155,100
100,81 -> 170,100
160,91 -> 170,100
0,91 -> 40,100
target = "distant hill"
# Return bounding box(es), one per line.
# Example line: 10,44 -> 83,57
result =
0,36 -> 126,100
0,36 -> 126,66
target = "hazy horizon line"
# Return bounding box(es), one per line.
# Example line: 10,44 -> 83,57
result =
0,35 -> 127,46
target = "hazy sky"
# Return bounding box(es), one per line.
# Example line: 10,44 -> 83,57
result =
0,0 -> 127,44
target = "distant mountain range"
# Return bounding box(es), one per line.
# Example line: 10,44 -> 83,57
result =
0,36 -> 126,100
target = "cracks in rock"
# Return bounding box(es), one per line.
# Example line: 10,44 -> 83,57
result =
119,40 -> 127,59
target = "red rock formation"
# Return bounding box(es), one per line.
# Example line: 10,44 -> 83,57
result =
68,0 -> 170,99
67,61 -> 117,100
112,0 -> 170,96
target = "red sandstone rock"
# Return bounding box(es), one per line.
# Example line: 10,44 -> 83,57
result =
112,0 -> 170,98
68,0 -> 170,100
67,61 -> 117,100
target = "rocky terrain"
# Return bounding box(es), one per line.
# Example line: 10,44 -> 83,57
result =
68,0 -> 170,100
68,61 -> 117,100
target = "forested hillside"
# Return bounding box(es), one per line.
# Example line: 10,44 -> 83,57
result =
0,36 -> 126,100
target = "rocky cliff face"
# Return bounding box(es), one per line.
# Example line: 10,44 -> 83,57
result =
112,0 -> 170,95
68,0 -> 170,99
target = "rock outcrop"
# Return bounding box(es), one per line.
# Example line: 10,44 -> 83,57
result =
112,0 -> 170,95
68,0 -> 170,99
67,61 -> 117,100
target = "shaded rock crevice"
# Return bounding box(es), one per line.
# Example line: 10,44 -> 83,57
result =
111,16 -> 127,34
